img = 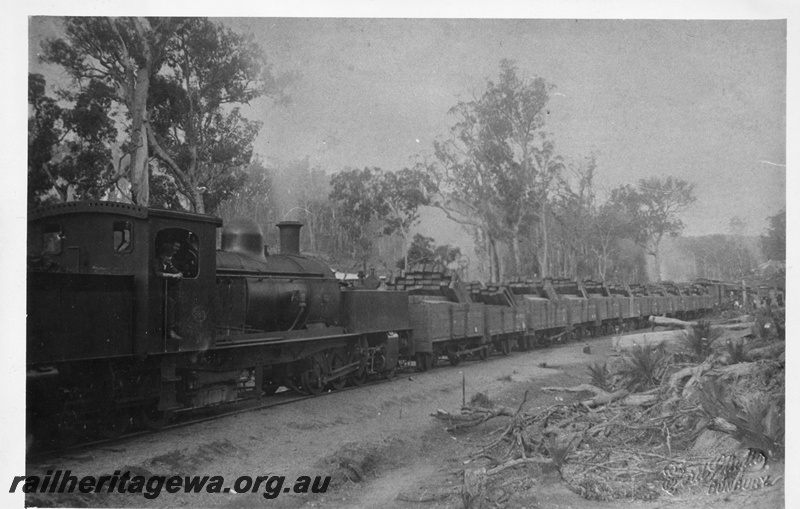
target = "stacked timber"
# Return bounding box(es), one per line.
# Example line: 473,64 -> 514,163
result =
470,285 -> 515,307
390,266 -> 469,303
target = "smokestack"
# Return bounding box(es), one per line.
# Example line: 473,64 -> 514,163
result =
276,221 -> 303,256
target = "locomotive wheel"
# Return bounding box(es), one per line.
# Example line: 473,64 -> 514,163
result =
138,405 -> 173,431
348,366 -> 367,386
301,356 -> 326,395
372,348 -> 387,373
328,351 -> 348,391
98,410 -> 131,439
301,369 -> 324,395
347,350 -> 367,386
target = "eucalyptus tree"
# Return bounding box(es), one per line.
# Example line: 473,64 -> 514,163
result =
329,166 -> 433,271
147,18 -> 294,213
610,176 -> 696,281
427,60 -> 563,281
40,17 -> 293,212
28,73 -> 120,205
41,17 -> 182,205
761,209 -> 785,262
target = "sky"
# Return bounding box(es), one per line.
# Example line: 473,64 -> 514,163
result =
228,18 -> 786,238
26,15 -> 786,240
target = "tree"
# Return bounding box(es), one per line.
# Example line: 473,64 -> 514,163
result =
399,233 -> 462,270
761,209 -> 785,262
550,155 -> 598,278
40,17 -> 292,212
42,17 -> 182,206
329,166 -> 433,271
675,234 -> 760,281
28,73 -> 118,205
426,60 -> 563,281
215,157 -> 279,240
609,176 -> 696,281
147,18 -> 293,213
376,168 -> 436,271
329,167 -> 385,270
270,157 -> 337,255
587,201 -> 636,281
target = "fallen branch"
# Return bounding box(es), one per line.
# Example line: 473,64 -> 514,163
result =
397,487 -> 459,503
543,384 -> 608,397
486,456 -> 553,475
432,406 -> 517,431
667,360 -> 712,396
462,468 -> 486,509
613,330 -> 687,351
745,343 -> 784,361
583,389 -> 629,409
618,393 -> 659,406
542,384 -> 647,409
709,362 -> 761,380
716,322 -> 755,331
649,316 -> 694,328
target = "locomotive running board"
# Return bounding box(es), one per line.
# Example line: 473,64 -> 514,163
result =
213,332 -> 362,349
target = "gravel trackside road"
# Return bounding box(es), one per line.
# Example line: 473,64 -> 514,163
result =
24,337 -> 784,509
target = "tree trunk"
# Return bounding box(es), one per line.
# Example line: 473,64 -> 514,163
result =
489,235 -> 502,283
652,240 -> 662,282
512,222 -> 522,278
541,200 -> 549,278
127,68 -> 151,206
401,232 -> 408,273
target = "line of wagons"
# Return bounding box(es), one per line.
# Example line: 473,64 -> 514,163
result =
25,202 -> 722,444
390,270 -> 717,371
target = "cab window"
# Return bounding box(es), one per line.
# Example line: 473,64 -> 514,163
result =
113,221 -> 133,253
42,223 -> 63,255
155,228 -> 200,279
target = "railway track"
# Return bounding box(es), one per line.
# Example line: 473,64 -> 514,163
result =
28,326 -> 634,462
27,374 -> 396,462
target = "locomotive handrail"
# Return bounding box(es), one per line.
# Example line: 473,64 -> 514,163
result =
215,269 -> 326,278
213,332 -> 362,348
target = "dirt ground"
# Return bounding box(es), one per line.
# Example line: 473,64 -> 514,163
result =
25,336 -> 784,508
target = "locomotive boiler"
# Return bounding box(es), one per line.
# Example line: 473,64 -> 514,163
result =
215,219 -> 343,334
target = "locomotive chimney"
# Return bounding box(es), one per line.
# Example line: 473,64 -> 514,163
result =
276,221 -> 303,256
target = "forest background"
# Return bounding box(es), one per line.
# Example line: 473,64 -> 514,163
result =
25,16 -> 786,286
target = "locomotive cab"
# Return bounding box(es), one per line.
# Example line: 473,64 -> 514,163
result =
27,202 -> 222,364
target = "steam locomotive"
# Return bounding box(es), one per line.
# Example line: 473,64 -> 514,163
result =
26,202 -> 720,444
